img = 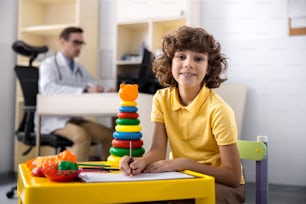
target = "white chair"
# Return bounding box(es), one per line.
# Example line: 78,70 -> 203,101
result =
215,83 -> 247,138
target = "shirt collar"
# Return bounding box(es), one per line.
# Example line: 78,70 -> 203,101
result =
171,85 -> 210,111
58,52 -> 74,67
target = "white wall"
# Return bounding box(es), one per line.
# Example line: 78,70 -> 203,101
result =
0,0 -> 18,174
201,0 -> 306,186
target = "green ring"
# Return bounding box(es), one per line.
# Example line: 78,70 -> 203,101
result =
116,118 -> 140,125
110,147 -> 145,157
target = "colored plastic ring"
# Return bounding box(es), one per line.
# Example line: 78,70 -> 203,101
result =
110,147 -> 145,157
115,125 -> 141,132
116,118 -> 140,125
117,112 -> 139,119
106,155 -> 122,168
112,139 -> 143,148
119,106 -> 138,113
120,101 -> 137,107
113,132 -> 142,140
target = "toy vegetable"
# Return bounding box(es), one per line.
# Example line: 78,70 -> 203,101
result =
58,161 -> 78,170
26,150 -> 79,182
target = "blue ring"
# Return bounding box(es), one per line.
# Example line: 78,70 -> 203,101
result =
113,131 -> 142,140
119,106 -> 138,113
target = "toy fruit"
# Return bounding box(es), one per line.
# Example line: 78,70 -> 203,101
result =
46,170 -> 80,182
40,158 -> 58,179
58,161 -> 78,171
57,150 -> 77,163
26,158 -> 36,171
26,150 -> 80,182
31,167 -> 44,177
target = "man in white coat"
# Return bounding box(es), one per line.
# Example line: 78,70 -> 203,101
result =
38,27 -> 113,161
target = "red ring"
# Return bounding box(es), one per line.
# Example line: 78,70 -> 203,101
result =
112,139 -> 143,148
117,112 -> 139,119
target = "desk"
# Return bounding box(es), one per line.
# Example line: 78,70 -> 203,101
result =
36,93 -> 119,156
36,93 -> 154,156
17,163 -> 215,204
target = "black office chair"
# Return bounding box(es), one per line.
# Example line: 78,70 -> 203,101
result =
13,40 -> 74,155
138,47 -> 163,94
7,41 -> 73,199
15,66 -> 74,156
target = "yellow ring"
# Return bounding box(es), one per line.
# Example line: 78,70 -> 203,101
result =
115,125 -> 142,132
120,101 -> 137,106
106,155 -> 121,168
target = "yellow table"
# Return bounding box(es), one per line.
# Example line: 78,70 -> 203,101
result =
17,163 -> 215,204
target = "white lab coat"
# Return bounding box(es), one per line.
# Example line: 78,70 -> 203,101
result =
37,52 -> 96,134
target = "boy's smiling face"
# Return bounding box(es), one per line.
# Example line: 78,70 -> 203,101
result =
172,50 -> 208,90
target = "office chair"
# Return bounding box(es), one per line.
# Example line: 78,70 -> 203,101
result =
13,40 -> 74,155
237,136 -> 269,204
7,41 -> 74,199
14,66 -> 74,155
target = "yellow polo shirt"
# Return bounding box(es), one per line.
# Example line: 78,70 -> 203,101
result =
151,85 -> 238,167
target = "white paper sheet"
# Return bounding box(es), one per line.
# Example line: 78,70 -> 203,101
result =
79,171 -> 194,183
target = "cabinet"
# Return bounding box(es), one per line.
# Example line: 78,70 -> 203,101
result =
14,0 -> 99,169
114,0 -> 200,89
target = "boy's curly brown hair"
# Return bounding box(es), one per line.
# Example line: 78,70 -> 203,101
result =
152,26 -> 228,89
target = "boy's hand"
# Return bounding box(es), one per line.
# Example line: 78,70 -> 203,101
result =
119,156 -> 146,176
119,156 -> 133,176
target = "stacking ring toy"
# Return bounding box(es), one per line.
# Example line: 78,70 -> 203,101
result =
116,118 -> 140,125
117,112 -> 139,119
110,147 -> 145,157
113,132 -> 142,140
112,139 -> 143,148
115,125 -> 141,132
119,106 -> 138,113
120,101 -> 137,107
106,155 -> 122,168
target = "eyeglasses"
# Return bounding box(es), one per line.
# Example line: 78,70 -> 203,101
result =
68,39 -> 86,46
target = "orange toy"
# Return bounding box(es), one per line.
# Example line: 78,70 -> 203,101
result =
119,84 -> 139,101
25,150 -> 79,182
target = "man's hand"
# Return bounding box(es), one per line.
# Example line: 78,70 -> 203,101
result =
86,85 -> 104,93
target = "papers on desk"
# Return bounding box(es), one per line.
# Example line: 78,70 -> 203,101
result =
79,171 -> 194,183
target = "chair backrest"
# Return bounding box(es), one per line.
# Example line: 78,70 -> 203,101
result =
14,66 -> 39,135
15,66 -> 39,107
215,83 -> 247,138
237,136 -> 268,204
